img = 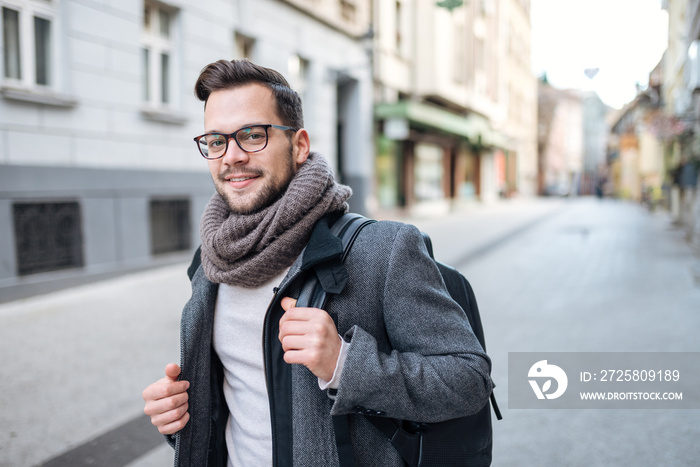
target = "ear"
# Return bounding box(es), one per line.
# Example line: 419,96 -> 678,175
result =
292,129 -> 310,166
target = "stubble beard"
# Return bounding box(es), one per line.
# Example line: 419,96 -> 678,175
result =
215,146 -> 297,215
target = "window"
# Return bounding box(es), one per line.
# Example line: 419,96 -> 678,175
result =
474,37 -> 485,72
13,201 -> 84,276
3,7 -> 20,80
150,199 -> 191,254
142,2 -> 175,107
287,54 -> 309,102
340,0 -> 357,22
453,22 -> 466,84
414,143 -> 444,202
33,15 -> 50,85
395,1 -> 402,52
479,0 -> 495,16
234,32 -> 255,60
1,1 -> 57,89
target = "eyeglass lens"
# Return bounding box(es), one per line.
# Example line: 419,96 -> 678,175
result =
198,126 -> 268,157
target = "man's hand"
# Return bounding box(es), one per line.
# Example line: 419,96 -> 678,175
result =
142,363 -> 190,435
279,297 -> 342,381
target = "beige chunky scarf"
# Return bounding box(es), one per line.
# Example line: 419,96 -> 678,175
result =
199,152 -> 352,287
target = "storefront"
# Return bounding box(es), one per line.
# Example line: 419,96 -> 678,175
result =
375,100 -> 510,212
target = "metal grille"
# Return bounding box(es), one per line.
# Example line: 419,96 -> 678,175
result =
150,199 -> 191,254
13,202 -> 84,276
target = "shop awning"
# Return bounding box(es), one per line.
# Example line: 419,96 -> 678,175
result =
375,100 -> 510,149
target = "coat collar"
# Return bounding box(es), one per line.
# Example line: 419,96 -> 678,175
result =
277,212 -> 346,294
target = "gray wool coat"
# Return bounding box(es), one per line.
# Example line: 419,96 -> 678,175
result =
172,216 -> 492,467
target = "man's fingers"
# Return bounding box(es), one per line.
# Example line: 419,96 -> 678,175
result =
143,364 -> 189,435
278,302 -> 337,344
280,303 -> 331,325
277,298 -> 340,381
282,348 -> 309,365
144,389 -> 190,435
164,363 -> 181,381
155,409 -> 190,435
281,296 -> 297,311
144,390 -> 189,417
142,379 -> 189,402
145,396 -> 189,424
282,347 -> 335,381
280,334 -> 313,352
280,319 -> 331,341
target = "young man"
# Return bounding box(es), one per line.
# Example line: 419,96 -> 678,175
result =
142,59 -> 492,467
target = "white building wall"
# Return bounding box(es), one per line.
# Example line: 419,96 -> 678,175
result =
232,0 -> 373,180
2,0 -> 372,172
0,0 -> 372,297
374,0 -> 412,97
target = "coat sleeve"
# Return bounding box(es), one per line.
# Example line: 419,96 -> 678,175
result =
329,222 -> 492,422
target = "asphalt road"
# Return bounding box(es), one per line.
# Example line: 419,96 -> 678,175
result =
447,198 -> 700,467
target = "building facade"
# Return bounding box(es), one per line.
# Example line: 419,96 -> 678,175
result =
537,80 -> 584,196
501,0 -> 539,197
0,0 -> 372,300
581,92 -> 610,195
372,0 -> 537,215
661,0 -> 700,282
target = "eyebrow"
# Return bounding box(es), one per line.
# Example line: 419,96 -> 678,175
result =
205,123 -> 267,134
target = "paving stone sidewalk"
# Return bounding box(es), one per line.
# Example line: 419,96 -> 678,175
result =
0,266 -> 189,467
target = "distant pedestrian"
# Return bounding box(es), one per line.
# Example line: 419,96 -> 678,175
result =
595,176 -> 605,199
141,59 -> 492,467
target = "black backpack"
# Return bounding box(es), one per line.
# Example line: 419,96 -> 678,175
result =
298,213 -> 501,467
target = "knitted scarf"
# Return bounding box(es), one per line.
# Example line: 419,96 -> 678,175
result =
199,152 -> 352,287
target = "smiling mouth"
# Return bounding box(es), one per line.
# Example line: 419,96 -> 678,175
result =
228,176 -> 256,182
221,171 -> 261,183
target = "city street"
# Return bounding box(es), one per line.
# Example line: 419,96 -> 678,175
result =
1,197 -> 699,466
444,198 -> 700,466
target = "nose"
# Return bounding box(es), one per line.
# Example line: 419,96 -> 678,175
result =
221,136 -> 250,166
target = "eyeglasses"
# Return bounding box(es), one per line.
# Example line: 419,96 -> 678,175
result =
193,124 -> 297,159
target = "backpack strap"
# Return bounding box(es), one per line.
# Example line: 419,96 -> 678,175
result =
187,246 -> 202,280
297,214 -> 421,467
295,213 -> 376,467
297,213 -> 375,310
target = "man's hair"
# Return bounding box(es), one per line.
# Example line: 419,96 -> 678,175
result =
194,59 -> 304,129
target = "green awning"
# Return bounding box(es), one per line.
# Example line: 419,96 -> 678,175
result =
375,100 -> 507,148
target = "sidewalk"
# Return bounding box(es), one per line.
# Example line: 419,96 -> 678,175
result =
0,265 -> 190,467
405,197 -> 569,266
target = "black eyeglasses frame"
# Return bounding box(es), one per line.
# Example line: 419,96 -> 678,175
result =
193,124 -> 297,160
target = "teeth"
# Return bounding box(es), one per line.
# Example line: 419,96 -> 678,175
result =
230,177 -> 252,182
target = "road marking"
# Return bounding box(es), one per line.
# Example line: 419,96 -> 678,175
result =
36,415 -> 166,467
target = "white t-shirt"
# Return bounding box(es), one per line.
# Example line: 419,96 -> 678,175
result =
212,271 -> 286,467
212,269 -> 349,466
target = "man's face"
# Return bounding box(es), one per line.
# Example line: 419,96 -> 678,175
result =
203,84 -> 309,215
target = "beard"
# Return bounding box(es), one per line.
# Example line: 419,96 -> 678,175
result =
215,145 -> 297,215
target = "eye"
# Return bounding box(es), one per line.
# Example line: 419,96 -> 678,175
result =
206,135 -> 226,150
239,127 -> 266,143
